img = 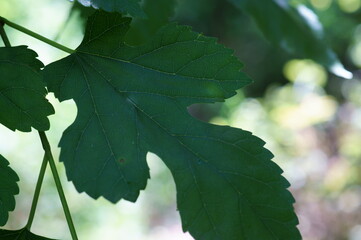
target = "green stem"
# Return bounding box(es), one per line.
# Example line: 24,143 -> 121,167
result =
38,131 -> 78,240
26,155 -> 48,230
0,22 -> 11,47
0,16 -> 75,54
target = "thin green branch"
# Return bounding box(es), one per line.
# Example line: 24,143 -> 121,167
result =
0,22 -> 11,47
26,155 -> 48,230
0,16 -> 75,54
38,131 -> 78,240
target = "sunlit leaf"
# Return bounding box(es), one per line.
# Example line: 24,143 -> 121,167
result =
0,155 -> 19,226
0,46 -> 54,132
44,11 -> 301,239
74,0 -> 145,17
0,228 -> 57,240
228,0 -> 352,79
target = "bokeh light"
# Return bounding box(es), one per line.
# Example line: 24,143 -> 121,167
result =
310,0 -> 333,10
337,0 -> 361,13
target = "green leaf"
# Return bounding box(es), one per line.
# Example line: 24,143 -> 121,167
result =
44,11 -> 301,239
0,228 -> 57,240
125,0 -> 177,45
228,0 -> 352,79
0,155 -> 19,226
74,0 -> 145,17
0,46 -> 55,132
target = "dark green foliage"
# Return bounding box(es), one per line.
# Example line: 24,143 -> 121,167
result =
43,11 -> 301,239
0,228 -> 57,240
0,46 -> 54,132
0,155 -> 19,226
228,0 -> 352,78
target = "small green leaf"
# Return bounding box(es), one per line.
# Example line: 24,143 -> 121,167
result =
0,46 -> 55,132
44,11 -> 301,239
74,0 -> 145,17
0,155 -> 19,226
228,0 -> 352,79
0,228 -> 57,240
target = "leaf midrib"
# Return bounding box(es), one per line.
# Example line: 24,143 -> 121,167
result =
77,47 -> 242,83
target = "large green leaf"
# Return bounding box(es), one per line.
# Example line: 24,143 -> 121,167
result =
0,228 -> 56,240
228,0 -> 352,79
74,0 -> 145,17
0,46 -> 54,132
0,155 -> 19,226
44,11 -> 301,239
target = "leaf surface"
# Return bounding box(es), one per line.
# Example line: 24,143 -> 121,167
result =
0,46 -> 54,132
43,11 -> 301,239
0,155 -> 19,226
125,0 -> 177,45
228,0 -> 352,79
0,228 -> 56,240
74,0 -> 145,17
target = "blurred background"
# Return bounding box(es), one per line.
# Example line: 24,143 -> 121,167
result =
0,0 -> 360,239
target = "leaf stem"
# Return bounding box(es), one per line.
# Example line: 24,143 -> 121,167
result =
0,22 -> 11,47
38,131 -> 78,240
0,16 -> 75,54
26,155 -> 48,230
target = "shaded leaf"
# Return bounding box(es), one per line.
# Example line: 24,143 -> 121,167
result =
0,155 -> 19,226
125,0 -> 177,45
228,0 -> 352,79
0,46 -> 54,132
74,0 -> 145,17
0,228 -> 56,240
44,11 -> 301,239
